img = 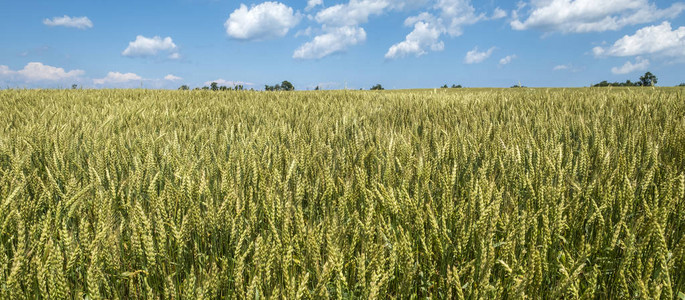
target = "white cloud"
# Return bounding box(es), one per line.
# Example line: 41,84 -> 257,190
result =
385,21 -> 444,58
299,0 -> 446,59
168,53 -> 181,60
203,79 -> 254,86
611,56 -> 650,74
0,62 -> 85,82
164,74 -> 182,81
593,22 -> 685,58
295,26 -> 314,37
293,26 -> 366,59
491,7 -> 507,19
434,0 -> 485,36
511,0 -> 685,33
499,54 -> 517,65
314,0 -> 389,27
306,0 -> 323,11
464,47 -> 495,64
385,0 -> 485,59
93,72 -> 142,85
0,65 -> 13,76
122,35 -> 179,58
553,64 -> 570,70
43,15 -> 93,29
225,2 -> 301,41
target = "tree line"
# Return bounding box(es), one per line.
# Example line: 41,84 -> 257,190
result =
172,72 -> 685,91
593,72 -> 657,87
178,80 -> 295,91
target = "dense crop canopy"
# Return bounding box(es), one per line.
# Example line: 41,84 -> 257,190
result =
0,88 -> 683,298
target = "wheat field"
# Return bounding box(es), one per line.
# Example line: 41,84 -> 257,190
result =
0,88 -> 683,299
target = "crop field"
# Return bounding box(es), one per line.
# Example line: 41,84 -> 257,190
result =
0,88 -> 684,299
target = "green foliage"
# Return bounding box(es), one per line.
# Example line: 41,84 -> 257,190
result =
280,81 -> 294,91
370,84 -> 384,90
594,71 -> 658,87
640,71 -> 657,86
178,85 -> 190,91
0,88 -> 683,298
265,81 -> 294,91
593,80 -> 640,87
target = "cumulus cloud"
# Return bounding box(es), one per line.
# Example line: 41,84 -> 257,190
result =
611,57 -> 650,74
464,47 -> 495,64
385,0 -> 485,59
295,26 -> 315,37
225,2 -> 301,41
296,0 -> 447,59
203,79 -> 254,86
0,62 -> 85,82
0,65 -> 12,76
499,54 -> 517,65
385,21 -> 444,58
314,0 -> 390,27
433,0 -> 485,36
306,0 -> 323,11
93,72 -> 142,85
491,7 -> 507,19
293,26 -> 366,59
298,0 -> 391,59
43,15 -> 93,29
164,74 -> 182,81
593,22 -> 685,58
122,35 -> 179,58
511,0 -> 685,33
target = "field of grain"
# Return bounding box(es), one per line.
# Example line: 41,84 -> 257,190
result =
0,88 -> 683,299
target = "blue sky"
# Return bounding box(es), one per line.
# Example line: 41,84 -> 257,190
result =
1,0 -> 685,89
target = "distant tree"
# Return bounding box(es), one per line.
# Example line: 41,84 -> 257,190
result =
281,81 -> 294,91
511,84 -> 525,88
370,84 -> 384,90
451,84 -> 462,88
639,72 -> 657,86
315,86 -> 320,91
234,85 -> 244,91
441,84 -> 448,88
265,81 -> 293,91
219,86 -> 228,91
178,85 -> 190,90
201,86 -> 210,90
71,84 -> 78,90
210,82 -> 219,91
678,83 -> 685,87
592,77 -> 646,87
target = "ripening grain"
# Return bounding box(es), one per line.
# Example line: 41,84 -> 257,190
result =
0,88 -> 683,299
